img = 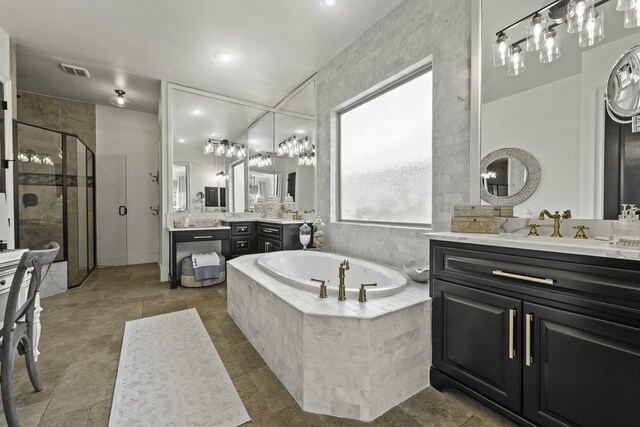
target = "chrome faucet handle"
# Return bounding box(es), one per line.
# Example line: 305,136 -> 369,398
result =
358,283 -> 377,302
311,278 -> 327,298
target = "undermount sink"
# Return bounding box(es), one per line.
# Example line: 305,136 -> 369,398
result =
496,233 -> 609,246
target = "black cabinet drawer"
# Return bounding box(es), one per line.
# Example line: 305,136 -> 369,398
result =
257,223 -> 282,240
431,242 -> 640,321
231,223 -> 253,236
174,229 -> 229,243
231,236 -> 254,254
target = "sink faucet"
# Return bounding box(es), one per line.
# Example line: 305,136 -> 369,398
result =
338,259 -> 349,301
538,209 -> 572,237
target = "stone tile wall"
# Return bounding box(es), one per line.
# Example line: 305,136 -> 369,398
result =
17,91 -> 96,152
316,0 -> 472,267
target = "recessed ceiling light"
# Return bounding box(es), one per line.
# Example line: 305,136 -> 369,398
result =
214,51 -> 234,63
192,109 -> 202,116
178,139 -> 185,143
321,0 -> 337,7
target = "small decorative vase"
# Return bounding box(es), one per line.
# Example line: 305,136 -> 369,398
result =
255,197 -> 265,214
282,193 -> 296,213
264,196 -> 281,218
299,221 -> 312,250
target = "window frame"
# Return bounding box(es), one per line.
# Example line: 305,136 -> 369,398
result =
336,64 -> 433,228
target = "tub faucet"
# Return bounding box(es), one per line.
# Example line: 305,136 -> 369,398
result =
338,259 -> 349,301
538,209 -> 572,237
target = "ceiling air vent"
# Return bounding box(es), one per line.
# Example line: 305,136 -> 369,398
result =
60,63 -> 90,78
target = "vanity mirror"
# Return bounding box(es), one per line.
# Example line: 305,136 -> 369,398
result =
480,148 -> 540,206
170,88 -> 268,213
170,78 -> 316,214
479,0 -> 640,218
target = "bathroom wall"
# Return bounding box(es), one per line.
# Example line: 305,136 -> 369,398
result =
316,0 -> 472,266
17,91 -> 96,152
482,75 -> 582,217
96,105 -> 160,265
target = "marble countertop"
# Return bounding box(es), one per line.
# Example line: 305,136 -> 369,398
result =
424,231 -> 640,261
228,254 -> 430,319
221,218 -> 307,225
167,225 -> 231,232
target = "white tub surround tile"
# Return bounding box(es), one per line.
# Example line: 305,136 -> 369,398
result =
227,254 -> 431,422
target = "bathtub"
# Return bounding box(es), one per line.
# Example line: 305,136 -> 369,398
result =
256,250 -> 407,298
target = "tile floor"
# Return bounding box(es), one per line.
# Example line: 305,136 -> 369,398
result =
0,263 -> 516,427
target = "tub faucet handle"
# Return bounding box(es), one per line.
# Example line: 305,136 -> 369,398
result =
311,278 -> 327,298
358,283 -> 377,303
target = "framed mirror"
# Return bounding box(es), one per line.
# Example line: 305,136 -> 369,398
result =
479,0 -> 640,218
480,148 -> 540,206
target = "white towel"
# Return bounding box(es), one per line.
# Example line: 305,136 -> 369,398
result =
192,251 -> 220,267
192,252 -> 221,280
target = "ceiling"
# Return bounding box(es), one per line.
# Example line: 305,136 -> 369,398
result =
482,0 -> 640,103
0,0 -> 405,115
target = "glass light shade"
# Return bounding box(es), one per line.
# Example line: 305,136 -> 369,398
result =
617,0 -> 631,11
540,29 -> 561,63
493,33 -> 511,67
526,14 -> 547,51
567,0 -> 594,33
624,0 -> 640,28
578,9 -> 604,47
507,45 -> 526,76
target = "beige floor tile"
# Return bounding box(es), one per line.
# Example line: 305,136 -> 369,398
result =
0,400 -> 48,427
85,399 -> 112,427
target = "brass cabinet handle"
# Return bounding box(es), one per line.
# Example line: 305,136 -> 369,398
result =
262,228 -> 279,234
237,226 -> 248,232
525,314 -> 533,367
492,270 -> 555,285
508,309 -> 516,359
0,279 -> 5,286
193,235 -> 213,239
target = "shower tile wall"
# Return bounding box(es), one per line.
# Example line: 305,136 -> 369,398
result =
17,91 -> 96,152
316,0 -> 472,267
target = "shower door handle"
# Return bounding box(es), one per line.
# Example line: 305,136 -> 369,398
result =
119,206 -> 127,216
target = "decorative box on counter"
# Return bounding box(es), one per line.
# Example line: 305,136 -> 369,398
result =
453,205 -> 513,218
451,217 -> 507,234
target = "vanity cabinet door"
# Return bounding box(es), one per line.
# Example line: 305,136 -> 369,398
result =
523,302 -> 640,427
257,237 -> 281,253
433,280 -> 522,412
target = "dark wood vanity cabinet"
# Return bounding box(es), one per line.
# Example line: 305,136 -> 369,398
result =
228,222 -> 255,259
222,221 -> 303,256
430,240 -> 640,427
256,222 -> 302,253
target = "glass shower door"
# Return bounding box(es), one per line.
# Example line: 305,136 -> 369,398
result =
66,136 -> 88,286
16,123 -> 65,262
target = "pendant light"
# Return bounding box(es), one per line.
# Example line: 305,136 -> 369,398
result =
540,29 -> 561,63
493,33 -> 511,67
526,14 -> 547,51
624,0 -> 640,28
578,8 -> 605,47
109,89 -> 131,108
507,45 -> 526,76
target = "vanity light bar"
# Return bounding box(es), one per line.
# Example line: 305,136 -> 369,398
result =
494,0 -> 616,76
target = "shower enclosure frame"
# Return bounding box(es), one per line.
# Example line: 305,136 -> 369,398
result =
12,120 -> 97,288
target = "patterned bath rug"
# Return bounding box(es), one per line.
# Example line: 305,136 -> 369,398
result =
109,308 -> 251,427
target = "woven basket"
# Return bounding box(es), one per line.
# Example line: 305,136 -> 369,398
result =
180,255 -> 226,288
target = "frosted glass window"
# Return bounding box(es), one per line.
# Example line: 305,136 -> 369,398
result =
339,69 -> 432,226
